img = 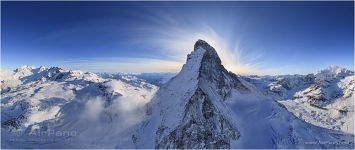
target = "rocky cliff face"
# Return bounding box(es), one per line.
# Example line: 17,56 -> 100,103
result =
197,40 -> 249,100
155,88 -> 240,149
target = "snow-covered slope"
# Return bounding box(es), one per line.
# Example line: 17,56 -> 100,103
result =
241,74 -> 316,101
244,65 -> 354,134
279,66 -> 354,133
135,40 -> 354,148
1,66 -> 158,148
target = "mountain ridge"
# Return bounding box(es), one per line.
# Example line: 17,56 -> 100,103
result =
1,40 -> 354,149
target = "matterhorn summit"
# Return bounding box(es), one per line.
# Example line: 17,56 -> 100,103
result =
135,40 -> 246,149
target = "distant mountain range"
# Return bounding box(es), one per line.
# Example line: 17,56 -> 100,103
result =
1,40 -> 353,148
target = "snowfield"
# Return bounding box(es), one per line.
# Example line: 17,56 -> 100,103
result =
1,66 -> 158,148
244,65 -> 354,134
1,40 -> 354,149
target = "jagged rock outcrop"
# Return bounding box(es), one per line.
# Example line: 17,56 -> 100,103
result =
155,88 -> 240,149
196,40 -> 249,100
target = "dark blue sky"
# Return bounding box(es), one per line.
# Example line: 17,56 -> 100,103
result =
2,1 -> 354,74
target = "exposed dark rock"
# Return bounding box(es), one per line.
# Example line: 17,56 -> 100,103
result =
156,88 -> 240,149
154,40 -> 243,148
196,39 -> 249,100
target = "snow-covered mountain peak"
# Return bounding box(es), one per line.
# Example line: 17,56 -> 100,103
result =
184,40 -> 220,66
35,65 -> 47,72
192,39 -> 223,73
316,65 -> 353,79
196,40 -> 223,70
178,40 -> 249,99
194,39 -> 216,52
327,65 -> 346,72
177,39 -> 219,84
1,66 -> 105,87
14,65 -> 34,76
18,65 -> 33,70
136,40 -> 250,148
